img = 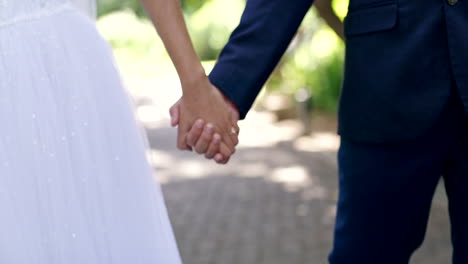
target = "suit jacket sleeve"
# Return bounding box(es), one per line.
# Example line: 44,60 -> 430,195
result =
208,0 -> 314,119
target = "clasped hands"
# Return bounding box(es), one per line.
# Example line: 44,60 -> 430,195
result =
169,76 -> 240,164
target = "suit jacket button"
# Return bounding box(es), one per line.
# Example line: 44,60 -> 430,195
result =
448,0 -> 458,5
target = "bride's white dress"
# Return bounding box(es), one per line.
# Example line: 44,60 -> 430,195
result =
0,1 -> 182,263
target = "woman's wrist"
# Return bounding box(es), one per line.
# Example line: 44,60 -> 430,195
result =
180,68 -> 210,95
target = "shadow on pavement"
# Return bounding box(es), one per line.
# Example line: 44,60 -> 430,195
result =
143,119 -> 452,264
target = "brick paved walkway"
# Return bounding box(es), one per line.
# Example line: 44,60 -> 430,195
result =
141,109 -> 452,264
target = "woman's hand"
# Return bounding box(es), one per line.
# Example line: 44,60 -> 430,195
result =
171,76 -> 239,163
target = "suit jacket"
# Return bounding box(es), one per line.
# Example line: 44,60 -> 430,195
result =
209,0 -> 468,143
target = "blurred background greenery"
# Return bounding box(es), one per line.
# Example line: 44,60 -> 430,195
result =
96,0 -> 348,116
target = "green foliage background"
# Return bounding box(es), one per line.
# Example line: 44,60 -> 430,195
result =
96,0 -> 349,112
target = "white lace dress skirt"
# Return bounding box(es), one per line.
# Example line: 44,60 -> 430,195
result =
0,6 -> 182,264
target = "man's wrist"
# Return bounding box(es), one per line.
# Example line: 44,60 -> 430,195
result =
213,85 -> 240,118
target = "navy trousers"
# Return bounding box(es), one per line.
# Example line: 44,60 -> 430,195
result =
329,91 -> 468,263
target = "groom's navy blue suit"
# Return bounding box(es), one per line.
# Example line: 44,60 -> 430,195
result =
209,0 -> 468,263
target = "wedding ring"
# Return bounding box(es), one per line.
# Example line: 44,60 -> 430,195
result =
231,127 -> 238,135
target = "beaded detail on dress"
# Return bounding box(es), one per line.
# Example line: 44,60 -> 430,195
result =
0,0 -> 95,27
0,3 -> 73,29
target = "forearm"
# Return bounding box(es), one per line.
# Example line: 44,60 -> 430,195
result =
140,0 -> 205,93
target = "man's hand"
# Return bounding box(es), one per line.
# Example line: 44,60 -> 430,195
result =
170,86 -> 240,164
